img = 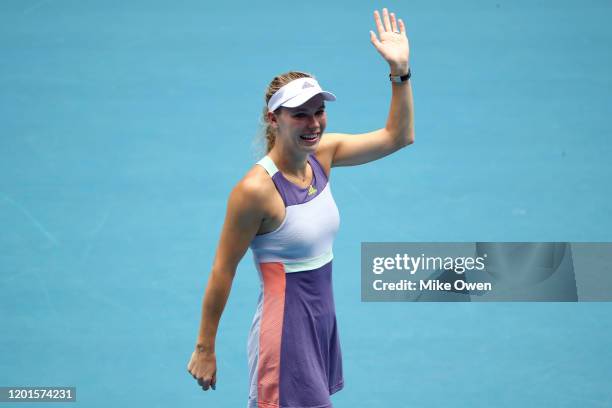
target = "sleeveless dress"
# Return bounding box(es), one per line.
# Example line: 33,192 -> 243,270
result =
247,154 -> 344,408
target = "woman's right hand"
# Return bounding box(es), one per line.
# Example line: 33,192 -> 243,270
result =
187,348 -> 217,391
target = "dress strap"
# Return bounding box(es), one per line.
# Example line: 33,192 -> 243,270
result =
256,156 -> 279,176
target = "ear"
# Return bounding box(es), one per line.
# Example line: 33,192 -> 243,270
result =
267,110 -> 279,129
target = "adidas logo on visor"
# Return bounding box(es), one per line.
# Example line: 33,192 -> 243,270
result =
302,81 -> 315,89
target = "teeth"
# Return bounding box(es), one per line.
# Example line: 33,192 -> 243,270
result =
301,134 -> 319,140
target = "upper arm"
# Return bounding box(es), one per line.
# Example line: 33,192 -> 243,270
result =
317,128 -> 412,168
212,178 -> 265,275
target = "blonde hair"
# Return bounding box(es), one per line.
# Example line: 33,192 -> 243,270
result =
259,71 -> 314,153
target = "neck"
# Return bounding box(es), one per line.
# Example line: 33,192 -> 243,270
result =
268,146 -> 309,179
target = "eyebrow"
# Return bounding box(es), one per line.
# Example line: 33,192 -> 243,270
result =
294,104 -> 325,112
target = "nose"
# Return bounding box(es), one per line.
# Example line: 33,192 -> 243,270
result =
306,114 -> 320,130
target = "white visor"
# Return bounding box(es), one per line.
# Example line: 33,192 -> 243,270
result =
267,77 -> 336,112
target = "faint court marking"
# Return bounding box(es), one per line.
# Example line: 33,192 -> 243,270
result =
81,206 -> 112,262
0,193 -> 59,246
23,0 -> 53,15
87,291 -> 134,314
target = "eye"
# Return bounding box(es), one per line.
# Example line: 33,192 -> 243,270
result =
316,109 -> 325,116
293,113 -> 307,118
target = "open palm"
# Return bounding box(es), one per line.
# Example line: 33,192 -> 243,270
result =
370,8 -> 410,70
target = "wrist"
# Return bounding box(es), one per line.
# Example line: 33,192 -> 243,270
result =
196,343 -> 215,355
389,67 -> 411,83
389,62 -> 409,76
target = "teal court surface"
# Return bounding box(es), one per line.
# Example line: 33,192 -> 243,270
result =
1,1 -> 611,407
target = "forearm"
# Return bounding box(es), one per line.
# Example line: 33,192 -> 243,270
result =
195,267 -> 235,353
386,62 -> 414,146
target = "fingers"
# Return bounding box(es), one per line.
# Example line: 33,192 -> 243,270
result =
382,8 -> 392,32
373,10 -> 384,36
374,8 -> 404,35
187,352 -> 194,372
398,18 -> 406,34
187,351 -> 217,392
187,366 -> 215,391
197,377 -> 211,391
390,12 -> 398,32
195,375 -> 214,391
369,30 -> 380,48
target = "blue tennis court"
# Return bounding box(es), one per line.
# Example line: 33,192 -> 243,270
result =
1,0 -> 611,406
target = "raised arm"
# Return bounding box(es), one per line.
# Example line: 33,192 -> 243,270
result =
317,8 -> 414,167
187,176 -> 266,391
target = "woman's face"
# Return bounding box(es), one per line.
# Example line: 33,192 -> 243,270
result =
271,94 -> 327,154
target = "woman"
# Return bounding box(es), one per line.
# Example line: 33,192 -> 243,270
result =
188,8 -> 414,408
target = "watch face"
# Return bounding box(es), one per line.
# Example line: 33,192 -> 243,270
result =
389,69 -> 410,83
390,76 -> 404,83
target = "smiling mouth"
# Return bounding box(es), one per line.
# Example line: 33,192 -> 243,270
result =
300,133 -> 320,141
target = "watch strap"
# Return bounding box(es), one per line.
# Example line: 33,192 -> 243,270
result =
389,67 -> 411,83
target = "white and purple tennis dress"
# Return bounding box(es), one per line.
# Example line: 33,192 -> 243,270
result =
247,154 -> 344,408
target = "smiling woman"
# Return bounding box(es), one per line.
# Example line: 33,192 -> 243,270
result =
260,72 -> 333,154
187,7 -> 414,408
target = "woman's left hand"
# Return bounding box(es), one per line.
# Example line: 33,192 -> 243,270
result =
370,8 -> 410,74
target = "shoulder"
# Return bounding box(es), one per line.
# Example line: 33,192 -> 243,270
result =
229,164 -> 276,212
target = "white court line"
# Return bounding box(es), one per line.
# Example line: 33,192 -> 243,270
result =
0,193 -> 60,246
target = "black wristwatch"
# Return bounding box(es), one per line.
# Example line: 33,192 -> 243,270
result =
389,68 -> 411,83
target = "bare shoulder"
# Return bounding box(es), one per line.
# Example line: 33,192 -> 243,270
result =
213,164 -> 277,269
230,164 -> 276,210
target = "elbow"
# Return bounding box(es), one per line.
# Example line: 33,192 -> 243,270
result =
398,131 -> 414,148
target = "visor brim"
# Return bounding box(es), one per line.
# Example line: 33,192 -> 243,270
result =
281,90 -> 336,108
